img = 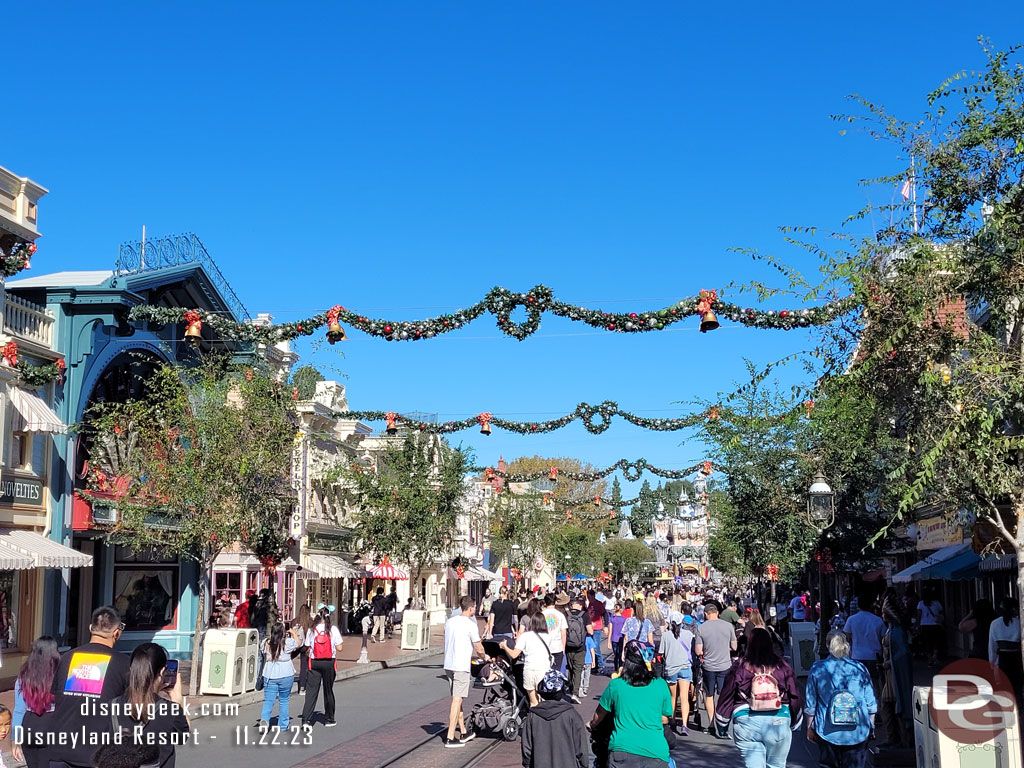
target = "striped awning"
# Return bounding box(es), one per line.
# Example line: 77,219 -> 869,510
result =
9,387 -> 66,434
303,552 -> 364,579
370,558 -> 408,580
0,529 -> 92,568
278,556 -> 320,580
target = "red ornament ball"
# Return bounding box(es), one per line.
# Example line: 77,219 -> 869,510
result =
384,325 -> 393,334
780,310 -> 789,318
629,312 -> 638,318
297,325 -> 303,332
608,323 -> 615,330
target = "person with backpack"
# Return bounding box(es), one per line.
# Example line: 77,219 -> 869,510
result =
564,594 -> 593,702
301,605 -> 344,727
714,627 -> 802,767
260,622 -> 303,731
805,630 -> 877,768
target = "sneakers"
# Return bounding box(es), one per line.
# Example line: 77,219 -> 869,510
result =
258,720 -> 269,732
324,719 -> 338,728
675,724 -> 689,736
443,738 -> 466,749
460,731 -> 477,744
568,694 -> 582,704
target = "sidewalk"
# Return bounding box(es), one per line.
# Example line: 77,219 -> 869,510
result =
0,624 -> 446,723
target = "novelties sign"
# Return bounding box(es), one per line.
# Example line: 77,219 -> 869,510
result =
0,475 -> 43,506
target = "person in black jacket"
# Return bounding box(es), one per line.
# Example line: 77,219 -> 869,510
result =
371,587 -> 388,643
521,670 -> 586,768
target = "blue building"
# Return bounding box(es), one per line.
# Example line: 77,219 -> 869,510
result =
6,233 -> 275,658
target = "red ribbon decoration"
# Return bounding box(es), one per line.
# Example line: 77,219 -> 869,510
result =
385,412 -> 398,431
485,467 -> 495,481
327,304 -> 344,326
549,467 -> 558,481
184,310 -> 203,336
455,565 -> 465,579
804,399 -> 815,414
701,461 -> 713,476
478,412 -> 492,429
593,494 -> 601,506
2,342 -> 18,367
292,387 -> 299,401
56,358 -> 66,383
696,289 -> 718,315
706,406 -> 720,421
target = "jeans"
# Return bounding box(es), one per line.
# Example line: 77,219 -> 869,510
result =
261,675 -> 293,729
592,628 -> 606,672
732,714 -> 792,768
302,659 -> 337,723
566,647 -> 587,695
613,638 -> 624,672
372,614 -> 387,641
581,664 -> 592,693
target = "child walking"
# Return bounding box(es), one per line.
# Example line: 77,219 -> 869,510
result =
521,671 -> 586,768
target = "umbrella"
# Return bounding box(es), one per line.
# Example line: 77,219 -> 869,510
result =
370,557 -> 409,580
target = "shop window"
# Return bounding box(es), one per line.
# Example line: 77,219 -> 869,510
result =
9,433 -> 28,471
113,567 -> 178,631
214,571 -> 242,603
0,571 -> 19,649
280,572 -> 295,622
246,571 -> 259,595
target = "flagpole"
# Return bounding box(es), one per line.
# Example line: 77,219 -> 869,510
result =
911,154 -> 918,233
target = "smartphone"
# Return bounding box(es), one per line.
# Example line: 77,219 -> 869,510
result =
162,659 -> 179,689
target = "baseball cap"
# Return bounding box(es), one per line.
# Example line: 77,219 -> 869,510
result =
669,611 -> 684,625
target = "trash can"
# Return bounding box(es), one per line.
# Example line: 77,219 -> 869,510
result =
200,629 -> 248,696
788,622 -> 816,677
913,686 -> 934,768
242,629 -> 259,692
401,610 -> 430,651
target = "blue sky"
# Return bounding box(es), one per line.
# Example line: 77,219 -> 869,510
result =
3,2 -> 1014,494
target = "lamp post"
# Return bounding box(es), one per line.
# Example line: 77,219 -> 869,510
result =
510,543 -> 522,589
564,553 -> 572,583
808,472 -> 835,531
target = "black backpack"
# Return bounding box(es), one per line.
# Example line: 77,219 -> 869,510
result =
566,610 -> 586,649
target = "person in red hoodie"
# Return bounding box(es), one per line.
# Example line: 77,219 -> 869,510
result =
235,591 -> 255,628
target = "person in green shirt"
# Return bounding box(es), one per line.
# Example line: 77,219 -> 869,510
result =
720,599 -> 742,627
591,640 -> 673,767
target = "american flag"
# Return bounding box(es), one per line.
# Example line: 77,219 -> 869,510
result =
901,179 -> 912,201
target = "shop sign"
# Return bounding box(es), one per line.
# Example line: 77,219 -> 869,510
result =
290,432 -> 308,540
0,475 -> 44,506
916,515 -> 963,550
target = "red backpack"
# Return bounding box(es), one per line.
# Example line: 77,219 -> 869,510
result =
312,628 -> 333,661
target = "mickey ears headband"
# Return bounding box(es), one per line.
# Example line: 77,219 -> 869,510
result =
316,603 -> 337,614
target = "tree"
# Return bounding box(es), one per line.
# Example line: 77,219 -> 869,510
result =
548,525 -> 600,578
630,480 -> 657,538
84,358 -> 296,692
488,489 -> 551,580
504,456 -> 608,506
601,538 -> 653,584
291,365 -> 325,400
343,433 -> 470,594
606,477 -> 624,536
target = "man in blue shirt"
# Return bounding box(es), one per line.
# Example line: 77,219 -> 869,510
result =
805,630 -> 878,766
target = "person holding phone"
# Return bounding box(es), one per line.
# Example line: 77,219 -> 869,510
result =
261,623 -> 302,731
111,642 -> 189,768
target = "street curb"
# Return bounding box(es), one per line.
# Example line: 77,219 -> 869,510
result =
189,647 -> 443,720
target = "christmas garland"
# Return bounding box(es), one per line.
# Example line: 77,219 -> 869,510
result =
0,342 -> 66,384
126,286 -> 856,344
475,459 -> 716,484
1,242 -> 36,278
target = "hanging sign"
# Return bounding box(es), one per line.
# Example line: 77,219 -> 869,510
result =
290,432 -> 308,540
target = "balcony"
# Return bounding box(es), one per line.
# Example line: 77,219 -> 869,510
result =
4,293 -> 55,350
0,165 -> 48,241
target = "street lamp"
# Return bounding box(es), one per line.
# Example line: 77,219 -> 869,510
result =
808,472 -> 835,530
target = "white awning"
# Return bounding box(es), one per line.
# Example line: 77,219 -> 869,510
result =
0,529 -> 92,568
279,556 -> 319,580
468,564 -> 500,581
9,387 -> 65,434
303,552 -> 363,579
0,539 -> 33,569
891,542 -> 970,583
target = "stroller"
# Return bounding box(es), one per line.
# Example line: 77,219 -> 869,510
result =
467,640 -> 529,741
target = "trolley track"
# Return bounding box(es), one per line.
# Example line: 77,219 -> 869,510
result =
372,727 -> 505,768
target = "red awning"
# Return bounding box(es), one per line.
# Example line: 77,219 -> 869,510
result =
370,557 -> 408,580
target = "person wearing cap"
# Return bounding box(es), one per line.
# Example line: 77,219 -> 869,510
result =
591,640 -> 673,767
521,670 -> 587,768
660,610 -> 695,736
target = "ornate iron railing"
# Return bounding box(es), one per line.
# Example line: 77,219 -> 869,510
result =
116,232 -> 249,321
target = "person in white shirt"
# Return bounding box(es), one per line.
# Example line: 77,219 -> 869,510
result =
542,594 -> 569,670
301,606 -> 344,727
989,597 -> 1022,699
442,595 -> 487,749
789,589 -> 809,621
502,611 -> 555,708
843,595 -> 886,683
915,588 -> 946,666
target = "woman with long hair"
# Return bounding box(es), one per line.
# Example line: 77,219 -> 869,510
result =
645,595 -> 665,647
659,612 -> 695,736
517,597 -> 542,638
301,605 -> 344,727
112,642 -> 189,767
590,640 -> 673,767
620,600 -> 654,662
502,612 -> 555,707
261,622 -> 303,730
989,597 -> 1022,701
291,602 -> 315,693
745,609 -> 786,658
715,627 -> 801,768
959,598 -> 995,660
13,636 -> 59,767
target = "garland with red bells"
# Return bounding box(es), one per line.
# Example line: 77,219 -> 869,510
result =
126,285 -> 855,344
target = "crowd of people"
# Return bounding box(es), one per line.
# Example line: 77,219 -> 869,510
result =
444,578 -> 1016,768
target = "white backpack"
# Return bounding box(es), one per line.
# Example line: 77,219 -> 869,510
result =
750,666 -> 782,712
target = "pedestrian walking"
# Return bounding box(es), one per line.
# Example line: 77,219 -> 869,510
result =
521,671 -> 587,768
290,603 -> 314,694
301,605 -> 343,728
957,597 -> 995,660
502,611 -> 555,707
543,594 -> 569,671
695,601 -> 737,730
371,587 -> 388,643
564,594 -> 593,701
879,597 -> 912,748
590,640 -> 673,768
620,602 -> 654,662
805,631 -> 877,768
37,606 -> 131,767
659,611 -> 694,736
644,595 -> 665,648
915,587 -> 945,666
582,631 -> 598,697
110,642 -> 190,768
485,586 -> 517,645
715,627 -> 801,768
260,623 -> 302,731
443,595 -> 487,748
12,635 -> 59,768
989,597 -> 1022,700
843,595 -> 885,687
234,591 -> 254,629
586,590 -> 608,675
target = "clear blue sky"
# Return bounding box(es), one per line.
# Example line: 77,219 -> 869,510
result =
4,2 -> 1014,495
